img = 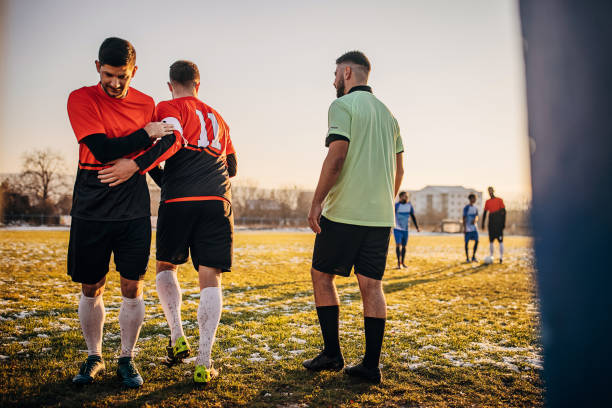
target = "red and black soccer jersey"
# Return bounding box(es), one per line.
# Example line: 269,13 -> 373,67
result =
67,84 -> 155,220
133,96 -> 235,203
484,197 -> 506,227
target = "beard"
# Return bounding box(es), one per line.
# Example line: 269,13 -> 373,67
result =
336,77 -> 345,98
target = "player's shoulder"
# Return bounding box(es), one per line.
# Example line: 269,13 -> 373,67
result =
156,98 -> 176,110
127,87 -> 154,104
68,85 -> 98,102
329,95 -> 352,110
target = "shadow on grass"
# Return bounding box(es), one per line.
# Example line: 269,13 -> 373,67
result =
384,264 -> 489,295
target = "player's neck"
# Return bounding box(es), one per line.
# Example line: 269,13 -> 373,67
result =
172,90 -> 197,99
344,80 -> 368,95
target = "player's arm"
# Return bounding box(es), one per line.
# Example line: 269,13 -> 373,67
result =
67,91 -> 173,163
98,131 -> 182,187
500,208 -> 507,228
410,210 -> 420,232
481,210 -> 488,229
308,140 -> 349,233
81,122 -> 173,164
462,207 -> 468,230
226,153 -> 237,177
395,152 -> 404,197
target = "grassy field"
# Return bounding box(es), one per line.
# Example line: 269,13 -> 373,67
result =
0,230 -> 542,407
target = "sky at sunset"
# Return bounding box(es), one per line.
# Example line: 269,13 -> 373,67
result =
0,0 -> 531,202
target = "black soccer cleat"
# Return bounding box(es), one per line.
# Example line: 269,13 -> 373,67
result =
302,351 -> 344,372
117,356 -> 143,388
73,355 -> 105,385
344,362 -> 382,384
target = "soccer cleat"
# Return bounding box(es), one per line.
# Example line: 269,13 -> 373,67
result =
72,355 -> 105,385
344,362 -> 382,384
117,356 -> 143,388
499,258 -> 503,264
194,364 -> 218,385
302,351 -> 344,372
162,336 -> 191,367
471,257 -> 478,263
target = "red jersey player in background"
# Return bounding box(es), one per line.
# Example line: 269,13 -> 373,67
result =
67,37 -> 174,388
99,60 -> 236,385
481,186 -> 506,263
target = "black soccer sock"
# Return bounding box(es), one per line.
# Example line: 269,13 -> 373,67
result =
465,242 -> 470,259
400,246 -> 406,264
362,316 -> 386,369
473,241 -> 479,258
316,305 -> 341,357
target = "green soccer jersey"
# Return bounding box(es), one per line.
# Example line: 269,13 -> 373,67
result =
322,86 -> 404,227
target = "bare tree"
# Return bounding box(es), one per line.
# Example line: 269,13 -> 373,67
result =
20,149 -> 68,205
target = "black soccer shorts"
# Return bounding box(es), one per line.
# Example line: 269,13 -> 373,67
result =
67,217 -> 151,284
312,216 -> 391,281
488,222 -> 504,242
156,200 -> 233,272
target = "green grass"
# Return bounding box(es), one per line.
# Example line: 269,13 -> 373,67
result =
0,231 -> 542,407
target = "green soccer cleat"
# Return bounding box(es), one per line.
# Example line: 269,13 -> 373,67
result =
73,355 -> 105,385
193,364 -> 218,385
162,335 -> 191,367
117,356 -> 143,388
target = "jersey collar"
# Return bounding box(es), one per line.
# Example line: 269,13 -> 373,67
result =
348,85 -> 372,94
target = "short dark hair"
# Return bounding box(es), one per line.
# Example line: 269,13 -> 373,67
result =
468,193 -> 476,200
336,50 -> 371,73
399,191 -> 407,197
169,60 -> 200,87
98,37 -> 136,67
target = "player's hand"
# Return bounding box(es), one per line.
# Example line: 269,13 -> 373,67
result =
417,227 -> 420,232
308,202 -> 323,234
98,159 -> 139,187
144,122 -> 175,139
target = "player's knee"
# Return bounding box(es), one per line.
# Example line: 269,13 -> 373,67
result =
81,277 -> 106,297
311,268 -> 334,285
120,278 -> 143,298
357,274 -> 383,292
198,265 -> 222,288
156,261 -> 177,274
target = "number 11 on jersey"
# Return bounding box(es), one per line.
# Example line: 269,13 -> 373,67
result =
195,109 -> 221,149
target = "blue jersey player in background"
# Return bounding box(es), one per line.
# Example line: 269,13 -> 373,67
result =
393,191 -> 420,269
463,193 -> 479,263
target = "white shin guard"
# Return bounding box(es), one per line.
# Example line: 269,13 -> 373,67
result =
79,293 -> 105,357
156,270 -> 185,345
119,295 -> 145,358
196,287 -> 222,368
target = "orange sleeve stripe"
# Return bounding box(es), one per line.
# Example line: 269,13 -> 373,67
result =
139,132 -> 183,174
79,164 -> 110,170
164,196 -> 229,204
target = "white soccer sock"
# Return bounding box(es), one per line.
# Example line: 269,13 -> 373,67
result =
499,242 -> 504,260
119,295 -> 145,358
489,242 -> 494,257
196,287 -> 222,368
156,270 -> 185,345
79,293 -> 105,357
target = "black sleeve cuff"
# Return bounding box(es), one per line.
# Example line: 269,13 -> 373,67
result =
226,153 -> 237,177
325,134 -> 350,147
133,154 -> 148,172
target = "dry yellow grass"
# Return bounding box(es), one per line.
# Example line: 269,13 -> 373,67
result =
0,230 -> 542,407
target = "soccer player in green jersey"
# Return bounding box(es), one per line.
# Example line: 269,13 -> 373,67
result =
303,51 -> 404,384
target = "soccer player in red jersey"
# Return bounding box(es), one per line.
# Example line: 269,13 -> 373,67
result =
66,37 -> 174,388
481,186 -> 507,263
99,60 -> 237,385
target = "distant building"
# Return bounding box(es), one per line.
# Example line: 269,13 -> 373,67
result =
408,185 -> 483,221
